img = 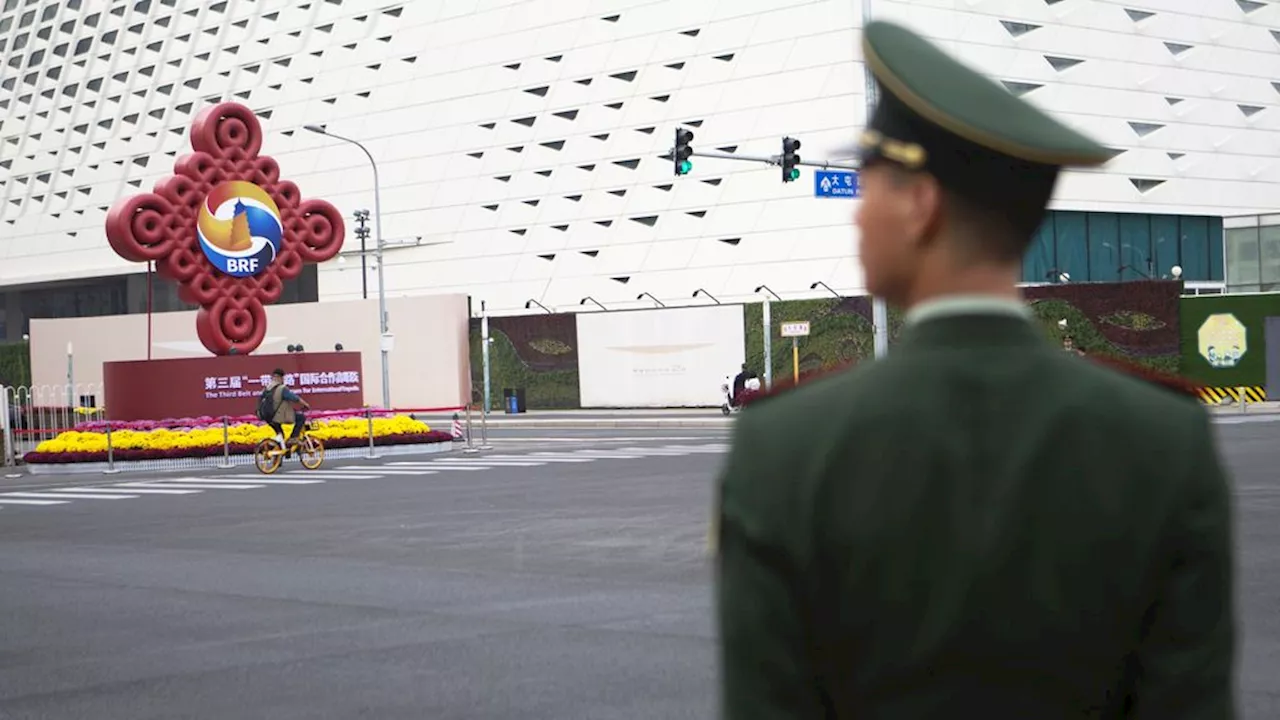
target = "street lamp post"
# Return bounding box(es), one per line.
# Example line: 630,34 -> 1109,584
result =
304,124 -> 391,409
754,286 -> 782,390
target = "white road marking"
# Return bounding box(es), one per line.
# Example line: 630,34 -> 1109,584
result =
280,472 -> 381,480
0,498 -> 69,505
329,467 -> 439,475
196,476 -> 327,485
388,461 -> 543,468
613,447 -> 695,455
396,465 -> 493,471
119,481 -> 266,490
481,455 -> 594,463
414,460 -> 548,467
2,492 -> 139,500
94,486 -> 205,495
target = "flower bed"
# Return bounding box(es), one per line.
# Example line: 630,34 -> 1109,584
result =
23,414 -> 452,464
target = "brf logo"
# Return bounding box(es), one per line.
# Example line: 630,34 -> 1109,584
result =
196,180 -> 283,277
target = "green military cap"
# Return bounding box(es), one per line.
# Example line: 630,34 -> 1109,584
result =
857,21 -> 1112,237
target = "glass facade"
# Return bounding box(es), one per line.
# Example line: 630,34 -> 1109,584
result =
1023,211 -> 1224,284
1224,214 -> 1280,293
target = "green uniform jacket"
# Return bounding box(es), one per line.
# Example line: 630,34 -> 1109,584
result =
716,312 -> 1236,719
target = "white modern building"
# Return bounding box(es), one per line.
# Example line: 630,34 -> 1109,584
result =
1,0 -> 1274,338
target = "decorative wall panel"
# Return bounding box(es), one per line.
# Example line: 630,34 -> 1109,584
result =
1,0 -> 1272,315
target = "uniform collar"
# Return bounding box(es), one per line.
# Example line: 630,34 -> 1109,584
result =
895,295 -> 1044,353
904,294 -> 1031,327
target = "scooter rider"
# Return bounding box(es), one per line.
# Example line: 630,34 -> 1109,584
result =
731,363 -> 757,406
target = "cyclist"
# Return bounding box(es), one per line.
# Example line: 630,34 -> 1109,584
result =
263,368 -> 311,452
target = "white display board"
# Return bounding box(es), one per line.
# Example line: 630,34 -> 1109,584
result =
576,305 -> 746,408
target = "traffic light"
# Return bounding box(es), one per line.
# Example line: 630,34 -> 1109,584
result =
674,127 -> 694,176
781,136 -> 801,182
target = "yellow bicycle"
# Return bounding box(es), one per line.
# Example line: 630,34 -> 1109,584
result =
254,422 -> 324,475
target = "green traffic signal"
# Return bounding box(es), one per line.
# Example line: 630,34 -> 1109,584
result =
678,160 -> 693,175
787,168 -> 800,181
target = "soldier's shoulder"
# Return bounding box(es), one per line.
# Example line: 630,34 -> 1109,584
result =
734,360 -> 901,446
1079,355 -> 1200,401
1071,354 -> 1208,428
740,361 -> 872,418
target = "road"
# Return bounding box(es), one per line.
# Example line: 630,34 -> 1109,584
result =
0,421 -> 1276,718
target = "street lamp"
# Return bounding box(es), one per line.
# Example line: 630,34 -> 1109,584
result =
692,289 -> 721,304
580,297 -> 607,311
1171,265 -> 1183,279
524,299 -> 553,314
304,124 -> 391,409
754,285 -> 782,302
637,292 -> 666,308
810,281 -> 841,299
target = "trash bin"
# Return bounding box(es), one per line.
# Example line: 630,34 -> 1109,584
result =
502,388 -> 527,414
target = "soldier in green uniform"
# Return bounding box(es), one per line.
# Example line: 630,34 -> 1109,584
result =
716,20 -> 1236,719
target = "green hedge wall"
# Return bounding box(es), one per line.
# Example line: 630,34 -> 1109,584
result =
743,298 -> 905,382
0,343 -> 31,387
1180,292 -> 1280,387
468,281 -> 1182,409
468,315 -> 580,410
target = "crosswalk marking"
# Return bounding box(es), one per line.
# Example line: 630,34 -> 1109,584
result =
384,464 -> 492,471
89,486 -> 205,495
2,491 -> 139,500
614,447 -> 698,455
281,471 -> 381,480
481,455 -> 594,463
331,466 -> 439,475
204,475 -> 327,485
97,486 -> 205,495
2,442 -> 730,512
412,460 -> 548,467
120,481 -> 266,490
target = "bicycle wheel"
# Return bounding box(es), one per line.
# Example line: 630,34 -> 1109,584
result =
299,435 -> 324,470
254,439 -> 283,475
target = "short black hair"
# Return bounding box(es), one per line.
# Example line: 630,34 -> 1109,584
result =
272,368 -> 286,378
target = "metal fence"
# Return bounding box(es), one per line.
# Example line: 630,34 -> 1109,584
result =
0,382 -> 491,471
1,382 -> 106,465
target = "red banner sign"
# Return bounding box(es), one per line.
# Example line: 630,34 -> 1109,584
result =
103,352 -> 365,421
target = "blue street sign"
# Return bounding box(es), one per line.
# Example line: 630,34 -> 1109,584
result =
814,170 -> 860,199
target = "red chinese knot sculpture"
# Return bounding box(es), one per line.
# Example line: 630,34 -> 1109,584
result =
105,102 -> 344,356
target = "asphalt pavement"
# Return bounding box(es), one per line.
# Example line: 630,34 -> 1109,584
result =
0,430 -> 730,720
0,422 -> 1277,718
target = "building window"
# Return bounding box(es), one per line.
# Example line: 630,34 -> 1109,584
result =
1024,211 -> 1224,284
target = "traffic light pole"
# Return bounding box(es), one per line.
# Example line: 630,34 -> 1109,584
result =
670,145 -> 888,360
682,148 -> 859,172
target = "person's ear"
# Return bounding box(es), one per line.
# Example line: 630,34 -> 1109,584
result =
900,174 -> 943,248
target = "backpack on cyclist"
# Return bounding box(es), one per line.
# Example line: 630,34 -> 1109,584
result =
255,387 -> 277,422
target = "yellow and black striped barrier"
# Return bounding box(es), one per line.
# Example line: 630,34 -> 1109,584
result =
1198,386 -> 1267,404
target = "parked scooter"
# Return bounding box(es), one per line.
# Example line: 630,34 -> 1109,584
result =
720,376 -> 761,415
